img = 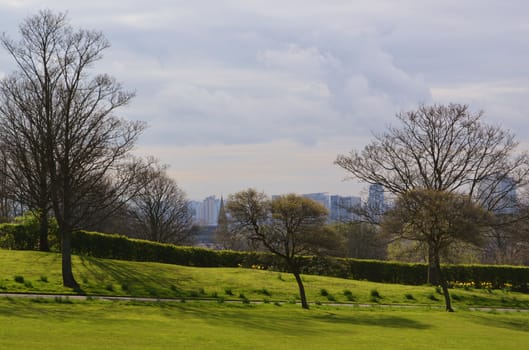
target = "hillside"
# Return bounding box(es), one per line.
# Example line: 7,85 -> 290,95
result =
1,248 -> 528,308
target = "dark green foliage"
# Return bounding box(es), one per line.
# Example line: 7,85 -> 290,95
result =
224,288 -> 233,296
320,288 -> 329,297
14,275 -> 24,283
0,213 -> 59,250
405,293 -> 415,300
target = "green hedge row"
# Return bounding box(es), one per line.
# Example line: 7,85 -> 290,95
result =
2,223 -> 528,291
71,230 -> 529,292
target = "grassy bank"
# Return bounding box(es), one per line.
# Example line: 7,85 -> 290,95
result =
1,249 -> 528,308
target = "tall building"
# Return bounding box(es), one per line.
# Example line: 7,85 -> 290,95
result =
330,195 -> 361,222
196,195 -> 221,226
367,184 -> 385,211
478,176 -> 517,214
367,184 -> 386,222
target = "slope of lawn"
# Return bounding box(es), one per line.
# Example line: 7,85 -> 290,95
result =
1,248 -> 529,308
0,297 -> 528,350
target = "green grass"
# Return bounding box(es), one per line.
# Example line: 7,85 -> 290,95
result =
0,297 -> 528,350
1,249 -> 529,309
1,248 -> 529,349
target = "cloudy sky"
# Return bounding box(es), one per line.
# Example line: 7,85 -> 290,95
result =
1,1 -> 528,200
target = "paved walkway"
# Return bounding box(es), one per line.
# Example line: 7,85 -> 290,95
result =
1,292 -> 528,312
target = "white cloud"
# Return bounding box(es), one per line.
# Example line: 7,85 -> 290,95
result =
1,1 -> 529,198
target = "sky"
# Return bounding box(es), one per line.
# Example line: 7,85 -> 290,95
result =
0,1 -> 528,200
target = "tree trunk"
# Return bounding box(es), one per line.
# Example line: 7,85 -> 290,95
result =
38,210 -> 49,251
292,268 -> 309,309
433,249 -> 454,312
427,245 -> 439,285
60,224 -> 79,290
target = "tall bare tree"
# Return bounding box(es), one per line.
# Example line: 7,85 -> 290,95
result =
226,189 -> 339,309
336,104 -> 529,281
127,161 -> 196,245
0,10 -> 144,288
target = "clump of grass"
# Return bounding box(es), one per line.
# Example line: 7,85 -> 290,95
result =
452,293 -> 462,301
224,287 -> 233,296
435,286 -> 442,294
121,283 -> 129,291
189,290 -> 200,298
427,293 -> 439,301
24,280 -> 33,288
39,276 -> 48,283
216,297 -> 225,304
326,294 -> 336,302
277,273 -> 285,281
242,297 -> 250,304
370,289 -> 382,302
404,293 -> 415,300
343,290 -> 356,301
320,288 -> 329,297
274,301 -> 281,307
105,283 -> 114,292
315,300 -> 322,305
211,291 -> 218,298
260,288 -> 271,296
198,287 -> 206,295
14,275 -> 25,284
239,292 -> 246,299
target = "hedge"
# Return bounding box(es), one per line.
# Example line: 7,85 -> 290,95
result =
70,230 -> 529,292
2,225 -> 528,292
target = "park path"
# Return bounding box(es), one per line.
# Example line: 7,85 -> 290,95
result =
1,292 -> 529,313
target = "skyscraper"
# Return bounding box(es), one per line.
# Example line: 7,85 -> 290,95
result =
330,195 -> 361,222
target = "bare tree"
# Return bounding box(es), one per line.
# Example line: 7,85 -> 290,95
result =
226,189 -> 339,309
382,189 -> 490,312
335,104 -> 529,281
127,161 -> 196,245
0,10 -> 144,288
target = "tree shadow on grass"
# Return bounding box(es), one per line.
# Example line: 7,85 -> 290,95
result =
466,314 -> 529,333
76,256 -> 183,297
177,305 -> 431,336
314,312 -> 431,329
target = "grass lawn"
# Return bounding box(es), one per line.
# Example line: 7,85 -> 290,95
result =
0,297 -> 528,350
1,249 -> 528,309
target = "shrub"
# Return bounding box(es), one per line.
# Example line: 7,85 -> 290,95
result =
320,288 -> 329,297
404,293 -> 415,300
14,275 -> 24,284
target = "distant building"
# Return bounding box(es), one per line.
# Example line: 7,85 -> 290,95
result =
195,195 -> 221,226
367,184 -> 385,211
302,192 -> 330,211
477,176 -> 517,214
330,195 -> 361,222
366,184 -> 386,222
